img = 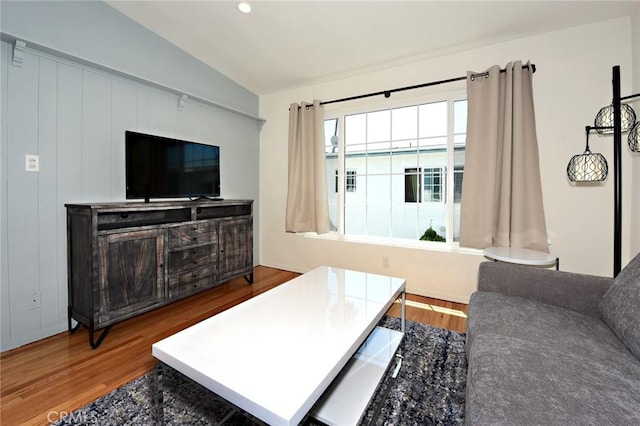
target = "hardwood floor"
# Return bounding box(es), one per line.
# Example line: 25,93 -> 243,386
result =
0,266 -> 467,425
387,293 -> 468,334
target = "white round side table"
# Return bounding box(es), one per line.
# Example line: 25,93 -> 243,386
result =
483,246 -> 559,270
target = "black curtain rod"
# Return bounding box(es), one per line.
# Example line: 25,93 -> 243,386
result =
313,63 -> 536,107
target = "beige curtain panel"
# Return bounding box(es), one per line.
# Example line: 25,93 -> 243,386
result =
459,61 -> 549,252
285,100 -> 330,234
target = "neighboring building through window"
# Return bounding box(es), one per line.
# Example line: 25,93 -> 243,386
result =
325,96 -> 466,243
335,169 -> 357,192
405,168 -> 422,203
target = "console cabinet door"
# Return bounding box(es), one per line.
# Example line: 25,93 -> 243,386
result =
97,229 -> 165,325
218,217 -> 253,281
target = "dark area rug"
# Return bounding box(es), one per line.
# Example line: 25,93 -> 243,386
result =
52,316 -> 466,425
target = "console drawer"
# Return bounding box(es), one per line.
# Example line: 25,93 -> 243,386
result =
168,266 -> 216,287
168,245 -> 216,273
168,267 -> 217,299
168,222 -> 216,249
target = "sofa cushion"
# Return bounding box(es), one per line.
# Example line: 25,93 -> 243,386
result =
599,252 -> 640,359
467,291 -> 638,375
467,334 -> 640,425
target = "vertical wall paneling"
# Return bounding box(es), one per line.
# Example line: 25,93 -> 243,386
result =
81,71 -> 112,200
55,63 -> 84,329
193,103 -> 209,143
6,50 -> 41,338
174,96 -> 196,142
56,64 -> 83,202
136,88 -> 150,135
201,103 -> 216,144
1,42 -> 11,341
111,80 -> 137,199
0,1 -> 259,117
1,42 -> 260,351
148,90 -> 172,138
37,57 -> 59,325
219,111 -> 260,198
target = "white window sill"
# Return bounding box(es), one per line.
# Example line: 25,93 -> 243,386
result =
298,231 -> 484,255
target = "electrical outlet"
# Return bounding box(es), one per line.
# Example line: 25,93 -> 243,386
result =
29,291 -> 41,310
25,154 -> 39,172
382,256 -> 390,268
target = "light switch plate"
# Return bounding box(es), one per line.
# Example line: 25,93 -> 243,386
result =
25,154 -> 39,172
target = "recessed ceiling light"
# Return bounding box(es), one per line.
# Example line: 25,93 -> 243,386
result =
238,2 -> 252,14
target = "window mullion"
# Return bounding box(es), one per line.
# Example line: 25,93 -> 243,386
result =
338,117 -> 345,234
446,100 -> 455,243
388,109 -> 393,237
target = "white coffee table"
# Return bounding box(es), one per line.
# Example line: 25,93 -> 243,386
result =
152,266 -> 406,425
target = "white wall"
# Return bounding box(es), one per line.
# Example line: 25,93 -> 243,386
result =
259,17 -> 635,303
631,4 -> 640,258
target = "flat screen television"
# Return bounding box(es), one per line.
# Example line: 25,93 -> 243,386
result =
125,131 -> 221,202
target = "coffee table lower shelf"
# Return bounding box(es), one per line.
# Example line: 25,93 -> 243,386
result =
310,325 -> 404,425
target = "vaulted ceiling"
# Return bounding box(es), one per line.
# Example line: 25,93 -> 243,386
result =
107,1 -> 638,95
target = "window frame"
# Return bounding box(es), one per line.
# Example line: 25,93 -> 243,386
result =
324,90 -> 466,246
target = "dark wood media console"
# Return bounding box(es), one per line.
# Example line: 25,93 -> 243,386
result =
66,200 -> 253,348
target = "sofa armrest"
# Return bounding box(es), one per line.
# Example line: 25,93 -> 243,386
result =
477,261 -> 613,318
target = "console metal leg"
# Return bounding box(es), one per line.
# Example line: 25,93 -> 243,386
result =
88,322 -> 111,349
67,306 -> 73,332
69,316 -> 110,348
155,363 -> 165,426
68,307 -> 81,334
244,272 -> 254,284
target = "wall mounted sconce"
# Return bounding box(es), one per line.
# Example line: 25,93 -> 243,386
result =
178,94 -> 188,110
567,65 -> 639,277
12,39 -> 26,67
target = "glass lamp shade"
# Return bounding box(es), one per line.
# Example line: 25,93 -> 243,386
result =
629,121 -> 640,152
594,103 -> 636,134
567,150 -> 608,182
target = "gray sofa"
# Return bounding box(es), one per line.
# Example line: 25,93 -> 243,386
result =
465,252 -> 640,425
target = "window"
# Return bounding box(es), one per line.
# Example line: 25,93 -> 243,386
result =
325,96 -> 466,243
423,167 -> 444,202
335,170 -> 357,192
454,165 -> 464,203
346,170 -> 357,192
404,168 -> 422,203
404,166 -> 456,203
